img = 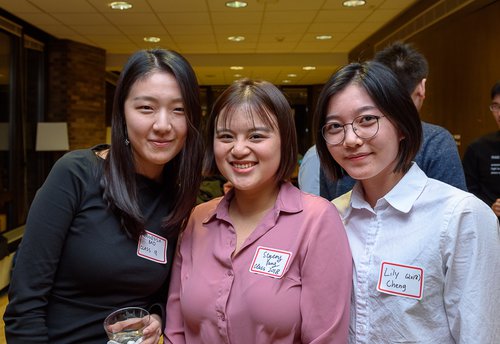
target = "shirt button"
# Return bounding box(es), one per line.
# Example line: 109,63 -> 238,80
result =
227,270 -> 233,277
217,311 -> 226,321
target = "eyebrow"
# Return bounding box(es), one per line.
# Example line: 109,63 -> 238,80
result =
325,105 -> 378,122
215,126 -> 273,134
130,96 -> 184,103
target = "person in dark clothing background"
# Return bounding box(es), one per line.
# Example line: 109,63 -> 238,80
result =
4,49 -> 204,344
462,81 -> 500,217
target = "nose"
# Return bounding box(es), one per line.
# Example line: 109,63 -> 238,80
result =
231,139 -> 250,156
342,124 -> 361,147
153,109 -> 173,132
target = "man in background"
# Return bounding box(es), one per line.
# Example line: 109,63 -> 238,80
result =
462,81 -> 500,217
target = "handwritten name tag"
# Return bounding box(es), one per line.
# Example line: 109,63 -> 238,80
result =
137,230 -> 167,264
249,246 -> 292,278
377,261 -> 424,299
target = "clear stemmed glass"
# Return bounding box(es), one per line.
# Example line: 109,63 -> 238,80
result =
104,307 -> 150,344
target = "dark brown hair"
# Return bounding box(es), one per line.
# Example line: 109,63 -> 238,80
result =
314,61 -> 422,181
204,78 -> 298,183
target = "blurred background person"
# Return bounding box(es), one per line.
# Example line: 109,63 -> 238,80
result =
462,81 -> 500,217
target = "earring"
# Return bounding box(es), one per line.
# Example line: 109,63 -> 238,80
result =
125,138 -> 130,146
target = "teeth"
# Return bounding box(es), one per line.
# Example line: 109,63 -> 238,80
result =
233,163 -> 254,169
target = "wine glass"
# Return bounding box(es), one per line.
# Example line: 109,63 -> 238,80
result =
104,307 -> 150,344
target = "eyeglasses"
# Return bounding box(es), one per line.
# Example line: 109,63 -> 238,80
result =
321,114 -> 385,145
490,103 -> 500,112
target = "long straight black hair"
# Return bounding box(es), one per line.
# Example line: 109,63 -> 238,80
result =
101,49 -> 203,240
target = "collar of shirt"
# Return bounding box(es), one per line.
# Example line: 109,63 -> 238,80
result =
202,181 -> 303,226
346,163 -> 427,216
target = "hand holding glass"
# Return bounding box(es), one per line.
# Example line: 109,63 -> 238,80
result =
104,307 -> 150,344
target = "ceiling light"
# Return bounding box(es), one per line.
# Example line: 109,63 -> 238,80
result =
282,80 -> 291,83
109,1 -> 133,10
287,73 -> 297,78
342,0 -> 366,7
225,1 -> 248,8
302,66 -> 316,71
144,37 -> 160,43
228,36 -> 245,42
316,35 -> 332,40
234,74 -> 242,77
230,66 -> 244,70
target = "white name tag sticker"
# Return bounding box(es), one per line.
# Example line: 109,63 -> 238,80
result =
137,230 -> 167,264
249,246 -> 292,279
377,261 -> 424,299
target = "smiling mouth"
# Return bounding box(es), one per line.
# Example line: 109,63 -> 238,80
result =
232,162 -> 256,169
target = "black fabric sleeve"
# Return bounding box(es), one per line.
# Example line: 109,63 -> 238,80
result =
4,153 -> 87,343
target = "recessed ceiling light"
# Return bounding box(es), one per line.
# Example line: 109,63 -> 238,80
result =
316,35 -> 332,40
228,36 -> 245,42
109,1 -> 132,10
287,73 -> 297,78
230,66 -> 244,70
225,1 -> 248,8
342,0 -> 366,7
282,80 -> 291,83
234,74 -> 242,77
302,66 -> 316,71
144,37 -> 160,43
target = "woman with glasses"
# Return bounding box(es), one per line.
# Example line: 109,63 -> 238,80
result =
315,61 -> 500,343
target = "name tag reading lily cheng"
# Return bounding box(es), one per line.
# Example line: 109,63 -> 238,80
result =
137,230 -> 167,264
377,261 -> 424,299
249,246 -> 292,278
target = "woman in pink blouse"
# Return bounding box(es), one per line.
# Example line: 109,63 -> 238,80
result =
165,78 -> 352,344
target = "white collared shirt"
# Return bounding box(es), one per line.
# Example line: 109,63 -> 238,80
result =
333,163 -> 500,344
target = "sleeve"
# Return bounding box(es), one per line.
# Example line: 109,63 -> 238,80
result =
461,143 -> 489,204
300,203 -> 353,344
298,146 -> 321,196
3,154 -> 85,343
164,230 -> 189,343
419,127 -> 468,191
443,197 -> 500,343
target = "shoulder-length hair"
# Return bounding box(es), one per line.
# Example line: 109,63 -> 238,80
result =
102,49 -> 203,240
314,61 -> 422,181
204,78 -> 298,183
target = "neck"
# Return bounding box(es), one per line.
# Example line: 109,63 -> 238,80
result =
360,170 -> 404,208
230,183 -> 281,218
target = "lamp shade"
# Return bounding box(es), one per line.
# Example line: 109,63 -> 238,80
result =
106,126 -> 111,144
35,122 -> 69,151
